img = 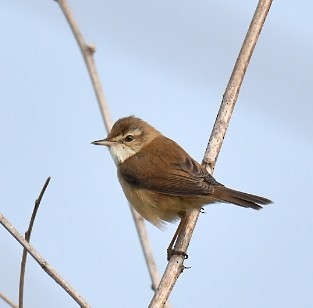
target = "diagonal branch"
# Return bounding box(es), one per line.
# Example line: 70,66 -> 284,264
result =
0,292 -> 17,308
149,0 -> 273,307
56,0 -> 166,301
55,0 -> 112,131
19,177 -> 51,308
0,213 -> 90,308
131,213 -> 163,292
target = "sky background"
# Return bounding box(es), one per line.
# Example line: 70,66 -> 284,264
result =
1,1 -> 313,307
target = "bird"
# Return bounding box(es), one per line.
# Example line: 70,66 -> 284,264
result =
92,116 -> 272,257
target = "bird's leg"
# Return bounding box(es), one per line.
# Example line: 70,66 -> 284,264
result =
167,216 -> 188,261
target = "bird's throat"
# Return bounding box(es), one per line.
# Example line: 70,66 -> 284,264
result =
109,143 -> 137,165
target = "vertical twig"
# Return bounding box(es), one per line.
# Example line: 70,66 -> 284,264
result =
149,0 -> 273,307
0,213 -> 90,308
0,292 -> 17,308
19,177 -> 51,308
56,1 -> 167,303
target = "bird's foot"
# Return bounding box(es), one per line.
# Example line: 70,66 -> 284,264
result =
167,248 -> 188,261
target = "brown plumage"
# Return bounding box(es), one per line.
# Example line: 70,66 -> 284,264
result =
93,116 -> 272,228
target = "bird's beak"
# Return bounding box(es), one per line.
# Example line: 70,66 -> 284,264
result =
91,139 -> 116,147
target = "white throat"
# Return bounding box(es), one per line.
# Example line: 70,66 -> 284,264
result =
108,143 -> 136,165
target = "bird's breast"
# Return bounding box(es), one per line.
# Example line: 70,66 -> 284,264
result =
116,169 -> 210,228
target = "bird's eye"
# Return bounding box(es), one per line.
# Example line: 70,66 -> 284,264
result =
125,135 -> 133,142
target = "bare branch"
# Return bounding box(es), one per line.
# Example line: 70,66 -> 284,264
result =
130,209 -> 161,290
0,213 -> 90,308
149,0 -> 273,306
19,177 -> 51,308
56,0 -> 165,302
0,292 -> 17,308
203,0 -> 273,172
56,0 -> 112,131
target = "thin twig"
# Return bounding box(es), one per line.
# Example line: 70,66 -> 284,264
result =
149,0 -> 273,307
0,292 -> 17,308
130,209 -> 162,291
0,213 -> 90,308
19,177 -> 51,308
56,0 -> 166,304
56,0 -> 112,131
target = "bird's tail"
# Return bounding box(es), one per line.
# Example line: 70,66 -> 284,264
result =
213,186 -> 272,210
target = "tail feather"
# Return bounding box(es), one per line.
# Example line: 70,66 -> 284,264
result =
214,186 -> 272,210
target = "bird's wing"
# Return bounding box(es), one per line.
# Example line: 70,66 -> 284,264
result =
118,136 -> 222,197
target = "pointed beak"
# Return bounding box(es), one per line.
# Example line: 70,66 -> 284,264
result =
91,139 -> 116,147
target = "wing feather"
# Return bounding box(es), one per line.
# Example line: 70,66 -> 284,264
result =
119,136 -> 222,197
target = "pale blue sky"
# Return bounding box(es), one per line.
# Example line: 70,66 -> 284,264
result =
1,1 -> 313,307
